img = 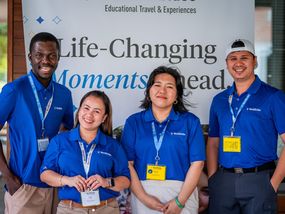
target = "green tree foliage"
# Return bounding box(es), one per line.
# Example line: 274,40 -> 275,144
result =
0,23 -> 7,85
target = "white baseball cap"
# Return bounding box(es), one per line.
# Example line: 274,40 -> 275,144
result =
225,39 -> 255,58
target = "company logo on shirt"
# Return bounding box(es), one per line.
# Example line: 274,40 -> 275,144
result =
246,107 -> 261,112
170,132 -> 186,136
54,106 -> 63,110
97,151 -> 112,157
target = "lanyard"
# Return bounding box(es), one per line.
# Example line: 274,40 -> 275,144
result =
228,93 -> 250,136
78,141 -> 96,178
151,120 -> 169,165
28,72 -> 54,138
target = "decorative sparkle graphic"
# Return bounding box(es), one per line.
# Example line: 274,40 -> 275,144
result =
52,16 -> 62,24
36,16 -> 44,24
23,16 -> 28,24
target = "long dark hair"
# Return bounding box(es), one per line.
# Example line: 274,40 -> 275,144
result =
75,90 -> 113,136
140,66 -> 189,113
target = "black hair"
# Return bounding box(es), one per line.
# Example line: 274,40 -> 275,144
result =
29,32 -> 60,56
231,40 -> 246,48
140,66 -> 190,113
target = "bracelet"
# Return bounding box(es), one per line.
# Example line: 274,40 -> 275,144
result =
175,196 -> 185,209
59,175 -> 64,186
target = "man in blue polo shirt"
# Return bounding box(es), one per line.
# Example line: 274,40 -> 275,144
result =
207,39 -> 285,214
0,32 -> 74,213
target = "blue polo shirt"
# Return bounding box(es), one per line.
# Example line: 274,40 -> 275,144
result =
0,71 -> 74,187
208,75 -> 285,168
121,107 -> 205,181
40,127 -> 130,202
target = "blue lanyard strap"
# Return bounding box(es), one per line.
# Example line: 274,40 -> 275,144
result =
228,93 -> 250,136
78,141 -> 97,178
28,72 -> 54,138
151,120 -> 169,165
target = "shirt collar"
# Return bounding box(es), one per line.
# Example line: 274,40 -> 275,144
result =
227,75 -> 261,96
69,126 -> 107,146
144,107 -> 179,123
30,70 -> 53,92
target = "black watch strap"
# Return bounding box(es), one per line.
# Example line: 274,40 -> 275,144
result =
110,178 -> 115,187
108,178 -> 115,187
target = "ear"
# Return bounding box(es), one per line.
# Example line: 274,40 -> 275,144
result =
28,53 -> 32,62
254,56 -> 258,69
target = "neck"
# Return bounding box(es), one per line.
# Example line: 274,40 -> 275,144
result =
235,76 -> 255,96
31,71 -> 51,88
152,106 -> 172,123
39,77 -> 51,88
79,127 -> 98,144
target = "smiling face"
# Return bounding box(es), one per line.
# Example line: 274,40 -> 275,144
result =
226,51 -> 257,83
149,73 -> 177,112
78,95 -> 107,133
28,41 -> 59,87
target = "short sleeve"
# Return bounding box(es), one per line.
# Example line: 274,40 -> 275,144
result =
121,116 -> 136,161
112,142 -> 130,179
208,97 -> 220,137
40,137 -> 60,174
0,83 -> 17,126
271,91 -> 285,135
188,116 -> 206,163
62,90 -> 74,130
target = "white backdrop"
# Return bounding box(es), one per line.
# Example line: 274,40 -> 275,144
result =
22,0 -> 254,128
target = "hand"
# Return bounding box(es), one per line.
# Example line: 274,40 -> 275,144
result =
270,179 -> 278,193
64,175 -> 87,192
4,173 -> 22,195
86,174 -> 108,190
198,187 -> 209,212
163,199 -> 182,214
143,194 -> 164,212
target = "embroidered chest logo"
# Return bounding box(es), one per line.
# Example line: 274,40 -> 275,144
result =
246,107 -> 261,112
54,106 -> 63,110
97,151 -> 112,157
170,132 -> 186,136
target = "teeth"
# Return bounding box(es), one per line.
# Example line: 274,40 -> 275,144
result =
40,67 -> 50,72
234,68 -> 244,72
84,118 -> 93,123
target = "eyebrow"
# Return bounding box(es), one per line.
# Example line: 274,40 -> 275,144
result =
228,54 -> 251,58
154,80 -> 175,84
83,104 -> 102,111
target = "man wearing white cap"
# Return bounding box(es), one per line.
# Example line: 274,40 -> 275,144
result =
207,39 -> 285,214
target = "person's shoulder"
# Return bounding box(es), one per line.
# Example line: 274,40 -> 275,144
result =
52,130 -> 70,141
50,129 -> 75,146
257,81 -> 285,100
178,111 -> 201,124
105,134 -> 119,144
1,75 -> 29,94
126,110 -> 146,121
102,133 -> 121,148
210,87 -> 230,106
213,87 -> 229,98
260,81 -> 280,93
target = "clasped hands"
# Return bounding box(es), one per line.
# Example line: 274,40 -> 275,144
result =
144,194 -> 183,214
65,174 -> 108,192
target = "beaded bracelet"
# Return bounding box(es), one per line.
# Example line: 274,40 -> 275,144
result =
175,196 -> 185,209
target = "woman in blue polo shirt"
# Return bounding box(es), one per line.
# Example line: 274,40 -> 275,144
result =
121,66 -> 205,214
40,90 -> 130,213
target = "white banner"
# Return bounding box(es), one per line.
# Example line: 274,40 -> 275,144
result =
22,0 -> 254,128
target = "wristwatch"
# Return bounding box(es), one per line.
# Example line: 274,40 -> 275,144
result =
107,178 -> 115,187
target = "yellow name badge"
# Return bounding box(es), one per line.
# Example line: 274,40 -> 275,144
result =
223,136 -> 241,152
146,164 -> 166,180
